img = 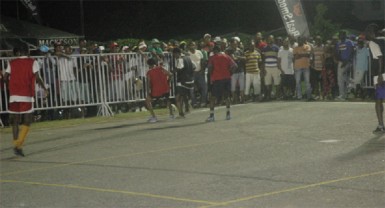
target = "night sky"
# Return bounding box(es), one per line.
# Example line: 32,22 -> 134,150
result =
0,0 -> 373,41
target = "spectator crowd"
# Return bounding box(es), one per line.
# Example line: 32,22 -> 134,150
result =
1,24 -> 385,126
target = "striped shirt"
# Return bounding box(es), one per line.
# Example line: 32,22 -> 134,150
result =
245,50 -> 261,74
262,44 -> 279,68
313,45 -> 324,71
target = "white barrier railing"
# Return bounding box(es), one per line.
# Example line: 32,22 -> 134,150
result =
0,52 -> 175,116
0,51 -> 377,117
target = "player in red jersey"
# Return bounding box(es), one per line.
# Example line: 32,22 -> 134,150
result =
145,58 -> 174,122
3,44 -> 47,156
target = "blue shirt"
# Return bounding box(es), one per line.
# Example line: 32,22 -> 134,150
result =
336,39 -> 355,62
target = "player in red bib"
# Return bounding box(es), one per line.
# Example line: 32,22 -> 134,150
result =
145,58 -> 174,122
4,45 -> 47,156
206,46 -> 237,122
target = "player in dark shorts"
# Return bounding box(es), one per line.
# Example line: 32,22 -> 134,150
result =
172,47 -> 195,118
206,46 -> 237,122
145,58 -> 174,123
365,24 -> 385,133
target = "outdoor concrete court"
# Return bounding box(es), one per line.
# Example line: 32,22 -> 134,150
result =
0,101 -> 384,208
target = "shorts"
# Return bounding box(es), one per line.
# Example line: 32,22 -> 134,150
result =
176,86 -> 191,97
264,67 -> 281,86
231,72 -> 245,92
211,79 -> 231,98
8,102 -> 33,114
375,84 -> 385,100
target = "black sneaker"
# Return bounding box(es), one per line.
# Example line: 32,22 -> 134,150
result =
13,147 -> 25,157
373,126 -> 385,134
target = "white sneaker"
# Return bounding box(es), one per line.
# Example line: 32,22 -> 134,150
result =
147,116 -> 158,123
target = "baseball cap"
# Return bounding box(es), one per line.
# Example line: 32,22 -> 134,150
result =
138,41 -> 147,49
204,33 -> 211,39
122,46 -> 129,51
213,36 -> 221,43
151,38 -> 160,44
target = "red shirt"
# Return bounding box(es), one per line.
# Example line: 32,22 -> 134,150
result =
146,66 -> 170,97
8,58 -> 36,99
208,53 -> 235,82
256,41 -> 267,51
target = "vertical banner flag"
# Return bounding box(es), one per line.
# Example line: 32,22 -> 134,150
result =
19,0 -> 43,24
275,0 -> 310,37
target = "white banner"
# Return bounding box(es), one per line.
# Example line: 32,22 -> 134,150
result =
275,0 -> 310,37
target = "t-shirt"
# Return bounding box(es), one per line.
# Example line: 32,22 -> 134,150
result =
244,50 -> 261,74
336,39 -> 355,62
57,56 -> 76,81
208,53 -> 236,82
146,66 -> 170,97
368,40 -> 384,76
354,47 -> 369,72
262,44 -> 279,68
368,41 -> 383,60
278,48 -> 294,74
293,44 -> 311,69
187,50 -> 203,72
313,45 -> 324,71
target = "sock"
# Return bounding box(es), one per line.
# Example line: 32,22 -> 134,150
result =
14,125 -> 30,149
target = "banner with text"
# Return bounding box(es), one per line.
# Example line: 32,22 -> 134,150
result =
19,0 -> 43,24
275,0 -> 310,38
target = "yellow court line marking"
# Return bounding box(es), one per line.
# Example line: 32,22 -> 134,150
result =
2,136 -> 248,176
0,179 -> 220,206
198,170 -> 385,208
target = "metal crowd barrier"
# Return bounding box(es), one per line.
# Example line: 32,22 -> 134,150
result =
0,50 -> 378,121
0,52 -> 175,118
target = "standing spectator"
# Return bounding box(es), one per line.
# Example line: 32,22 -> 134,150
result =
206,46 -> 237,122
73,39 -> 87,54
172,47 -> 195,118
352,38 -> 370,99
244,41 -> 262,102
145,58 -> 174,123
335,30 -> 355,100
293,36 -> 312,101
148,38 -> 164,64
227,38 -> 246,104
202,33 -> 214,53
57,44 -> 77,106
261,35 -> 281,100
322,40 -> 337,100
365,24 -> 384,133
254,32 -> 267,52
37,45 -> 57,120
3,44 -> 47,156
275,36 -> 283,48
278,38 -> 295,100
187,41 -> 207,108
109,42 -> 125,105
311,36 -> 325,99
77,47 -> 94,117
